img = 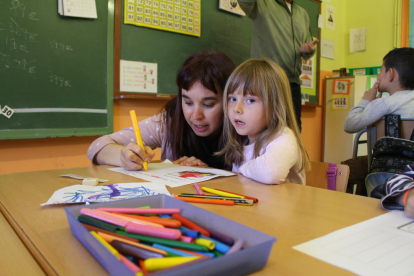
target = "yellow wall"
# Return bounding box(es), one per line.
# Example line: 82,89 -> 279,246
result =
0,0 -> 399,174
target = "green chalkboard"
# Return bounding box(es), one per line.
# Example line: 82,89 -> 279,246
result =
0,0 -> 114,140
115,0 -> 252,98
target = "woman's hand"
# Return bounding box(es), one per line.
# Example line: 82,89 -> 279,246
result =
173,156 -> 207,167
120,143 -> 155,171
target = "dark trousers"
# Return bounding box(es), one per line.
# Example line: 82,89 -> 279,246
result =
290,82 -> 302,131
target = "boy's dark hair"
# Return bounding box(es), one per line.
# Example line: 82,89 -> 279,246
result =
163,50 -> 235,169
383,47 -> 414,89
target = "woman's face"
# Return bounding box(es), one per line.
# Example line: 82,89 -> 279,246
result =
181,81 -> 224,137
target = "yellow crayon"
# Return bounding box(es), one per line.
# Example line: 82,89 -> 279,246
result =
144,257 -> 199,272
201,187 -> 245,199
195,238 -> 215,250
90,231 -> 120,260
129,110 -> 148,172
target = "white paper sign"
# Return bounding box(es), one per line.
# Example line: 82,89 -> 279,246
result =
350,27 -> 367,53
321,39 -> 335,59
326,4 -> 335,30
120,60 -> 158,93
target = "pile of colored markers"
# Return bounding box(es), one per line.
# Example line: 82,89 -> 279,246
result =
174,184 -> 259,206
78,207 -> 244,275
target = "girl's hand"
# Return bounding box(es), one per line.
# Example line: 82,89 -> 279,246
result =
120,143 -> 155,170
173,156 -> 208,167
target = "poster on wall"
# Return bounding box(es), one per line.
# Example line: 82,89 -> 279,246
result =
219,0 -> 245,16
332,79 -> 350,95
300,56 -> 314,89
350,27 -> 366,53
120,60 -> 158,93
325,4 -> 335,30
332,95 -> 349,110
321,39 -> 334,59
124,0 -> 201,37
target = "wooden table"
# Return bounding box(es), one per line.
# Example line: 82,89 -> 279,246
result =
0,165 -> 387,275
0,211 -> 45,275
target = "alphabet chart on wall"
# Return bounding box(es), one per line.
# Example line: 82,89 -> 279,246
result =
124,0 -> 201,37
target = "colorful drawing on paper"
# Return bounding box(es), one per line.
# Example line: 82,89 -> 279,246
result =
41,183 -> 171,206
124,0 -> 201,37
333,79 -> 350,95
332,95 -> 349,110
109,166 -> 235,188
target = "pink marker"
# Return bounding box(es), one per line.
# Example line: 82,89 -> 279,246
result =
119,253 -> 143,274
194,182 -> 204,195
125,222 -> 182,240
80,208 -> 130,227
97,208 -> 180,215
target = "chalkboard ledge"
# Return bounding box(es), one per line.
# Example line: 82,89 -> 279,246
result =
114,93 -> 174,101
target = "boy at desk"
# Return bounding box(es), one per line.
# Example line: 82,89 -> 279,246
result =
344,47 -> 414,133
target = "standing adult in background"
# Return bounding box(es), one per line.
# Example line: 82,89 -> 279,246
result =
238,0 -> 319,131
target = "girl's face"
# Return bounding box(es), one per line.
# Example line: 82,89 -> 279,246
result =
227,89 -> 267,142
181,81 -> 224,137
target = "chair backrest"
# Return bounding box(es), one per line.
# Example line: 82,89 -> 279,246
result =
367,117 -> 414,170
306,161 -> 350,192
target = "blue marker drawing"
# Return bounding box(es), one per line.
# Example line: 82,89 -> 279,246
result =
63,184 -> 158,203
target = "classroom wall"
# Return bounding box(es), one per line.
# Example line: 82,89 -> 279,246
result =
0,0 -> 399,175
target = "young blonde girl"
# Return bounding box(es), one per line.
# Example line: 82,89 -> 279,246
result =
218,58 -> 310,184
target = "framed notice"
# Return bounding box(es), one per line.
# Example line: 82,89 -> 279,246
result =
124,0 -> 201,37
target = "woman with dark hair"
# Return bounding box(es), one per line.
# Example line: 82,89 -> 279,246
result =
87,51 -> 235,170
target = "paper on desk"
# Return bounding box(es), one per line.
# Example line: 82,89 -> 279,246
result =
293,211 -> 414,276
41,182 -> 170,206
109,162 -> 235,188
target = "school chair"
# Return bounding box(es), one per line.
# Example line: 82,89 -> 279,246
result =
306,161 -> 350,192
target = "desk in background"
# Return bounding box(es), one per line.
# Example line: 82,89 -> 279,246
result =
0,165 -> 387,275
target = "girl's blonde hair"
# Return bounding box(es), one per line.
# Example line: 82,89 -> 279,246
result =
218,58 -> 310,172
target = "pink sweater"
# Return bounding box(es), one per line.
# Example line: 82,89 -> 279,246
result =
232,128 -> 305,185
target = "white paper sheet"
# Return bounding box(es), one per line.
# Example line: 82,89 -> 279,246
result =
350,27 -> 367,53
321,39 -> 335,59
109,166 -> 235,188
62,0 -> 97,19
120,60 -> 158,93
41,182 -> 171,206
294,211 -> 414,276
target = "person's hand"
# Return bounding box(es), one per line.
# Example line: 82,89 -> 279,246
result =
404,189 -> 414,218
300,39 -> 319,54
173,156 -> 208,167
362,82 -> 381,102
120,143 -> 155,170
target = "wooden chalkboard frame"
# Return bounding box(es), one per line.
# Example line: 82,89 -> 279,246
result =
0,0 -> 115,140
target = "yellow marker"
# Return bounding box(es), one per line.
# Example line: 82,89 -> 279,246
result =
201,187 -> 245,198
129,110 -> 148,171
90,231 -> 120,260
195,238 -> 215,250
144,257 -> 199,272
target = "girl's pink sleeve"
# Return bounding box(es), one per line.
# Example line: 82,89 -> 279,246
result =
238,131 -> 299,184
